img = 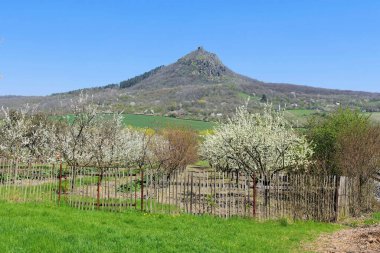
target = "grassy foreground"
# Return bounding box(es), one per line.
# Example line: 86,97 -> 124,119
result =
0,202 -> 340,253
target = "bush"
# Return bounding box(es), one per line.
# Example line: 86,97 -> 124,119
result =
307,107 -> 370,175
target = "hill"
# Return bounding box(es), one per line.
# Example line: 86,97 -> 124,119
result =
1,47 -> 380,124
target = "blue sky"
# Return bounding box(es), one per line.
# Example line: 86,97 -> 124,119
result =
0,0 -> 379,95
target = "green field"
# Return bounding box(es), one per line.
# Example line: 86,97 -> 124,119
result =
55,110 -> 379,132
122,114 -> 216,131
120,110 -> 339,130
286,110 -> 380,127
284,109 -> 318,127
0,201 -> 341,253
136,110 -> 380,129
287,109 -> 380,123
368,112 -> 380,123
286,109 -> 317,117
57,114 -> 216,131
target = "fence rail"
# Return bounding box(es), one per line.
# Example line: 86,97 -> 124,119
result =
0,159 -> 374,221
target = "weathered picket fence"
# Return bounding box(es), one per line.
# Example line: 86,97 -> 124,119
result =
0,159 -> 374,221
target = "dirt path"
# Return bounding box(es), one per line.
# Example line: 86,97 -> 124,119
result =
304,225 -> 380,253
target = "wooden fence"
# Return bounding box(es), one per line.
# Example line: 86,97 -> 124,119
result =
0,159 -> 374,222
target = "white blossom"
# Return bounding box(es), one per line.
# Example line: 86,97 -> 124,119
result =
200,104 -> 313,177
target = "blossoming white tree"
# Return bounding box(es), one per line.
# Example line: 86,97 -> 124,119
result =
200,104 -> 313,178
53,93 -> 99,167
0,105 -> 54,162
0,106 -> 31,160
1,93 -> 197,183
87,113 -> 126,167
147,134 -> 170,173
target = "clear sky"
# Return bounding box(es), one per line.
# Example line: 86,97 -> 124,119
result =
0,0 -> 379,95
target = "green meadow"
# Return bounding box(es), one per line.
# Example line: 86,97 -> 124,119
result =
0,201 -> 340,253
122,114 -> 216,131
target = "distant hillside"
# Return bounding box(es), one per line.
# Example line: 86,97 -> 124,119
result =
120,66 -> 164,89
1,47 -> 380,123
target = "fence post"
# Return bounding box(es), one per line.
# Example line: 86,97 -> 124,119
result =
252,173 -> 256,218
58,161 -> 63,205
134,172 -> 137,209
97,170 -> 102,210
141,169 -> 144,211
190,172 -> 193,214
334,175 -> 340,221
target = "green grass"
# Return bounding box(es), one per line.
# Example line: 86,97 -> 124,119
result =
237,92 -> 256,100
194,160 -> 210,167
367,112 -> 380,123
283,109 -> 317,128
362,212 -> 380,226
0,183 -> 57,203
373,212 -> 380,220
286,109 -> 317,117
0,201 -> 340,253
287,110 -> 380,125
122,114 -> 215,131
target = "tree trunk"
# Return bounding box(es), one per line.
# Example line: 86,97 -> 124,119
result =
71,166 -> 77,191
